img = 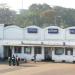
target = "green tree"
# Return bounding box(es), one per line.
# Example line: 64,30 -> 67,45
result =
0,3 -> 16,24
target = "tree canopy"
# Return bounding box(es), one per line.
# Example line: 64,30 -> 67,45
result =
0,3 -> 75,28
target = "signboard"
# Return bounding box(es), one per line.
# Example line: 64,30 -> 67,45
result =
27,28 -> 38,33
48,28 -> 59,34
70,29 -> 75,34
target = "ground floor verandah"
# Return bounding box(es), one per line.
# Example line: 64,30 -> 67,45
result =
0,40 -> 75,62
1,45 -> 75,62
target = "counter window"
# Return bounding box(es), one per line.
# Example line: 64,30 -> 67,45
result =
14,46 -> 21,53
34,47 -> 42,54
55,48 -> 64,55
24,47 -> 32,54
65,48 -> 73,55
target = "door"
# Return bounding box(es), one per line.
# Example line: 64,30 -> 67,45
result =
34,46 -> 42,61
44,47 -> 52,61
4,46 -> 12,59
65,48 -> 73,55
65,47 -> 73,62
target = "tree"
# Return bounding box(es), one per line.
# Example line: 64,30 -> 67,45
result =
16,4 -> 53,27
54,6 -> 75,28
0,3 -> 16,24
40,10 -> 56,27
15,4 -> 75,28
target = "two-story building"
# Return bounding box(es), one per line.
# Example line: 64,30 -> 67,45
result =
0,24 -> 75,62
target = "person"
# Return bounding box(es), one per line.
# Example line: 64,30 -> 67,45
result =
12,55 -> 15,66
16,56 -> 20,66
8,56 -> 11,66
24,58 -> 27,63
34,54 -> 37,63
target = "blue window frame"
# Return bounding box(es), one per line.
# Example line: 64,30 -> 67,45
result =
70,29 -> 75,34
55,47 -> 64,55
48,28 -> 59,34
27,28 -> 38,33
24,46 -> 32,54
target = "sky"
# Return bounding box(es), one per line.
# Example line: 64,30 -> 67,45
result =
0,0 -> 75,10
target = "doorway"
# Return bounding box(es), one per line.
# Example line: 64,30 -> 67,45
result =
4,46 -> 12,59
65,47 -> 73,55
44,47 -> 52,61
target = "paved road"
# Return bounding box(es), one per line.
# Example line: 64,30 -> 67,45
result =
0,62 -> 75,75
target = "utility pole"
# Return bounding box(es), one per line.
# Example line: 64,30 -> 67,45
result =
22,0 -> 23,9
54,16 -> 63,28
54,16 -> 57,25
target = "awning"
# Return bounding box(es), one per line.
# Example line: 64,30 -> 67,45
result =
43,41 -> 63,46
0,40 -> 21,45
0,40 -> 75,47
66,41 -> 75,46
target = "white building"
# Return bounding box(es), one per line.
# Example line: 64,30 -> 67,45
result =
0,24 -> 75,62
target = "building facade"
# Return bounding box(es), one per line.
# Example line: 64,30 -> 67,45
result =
0,24 -> 75,62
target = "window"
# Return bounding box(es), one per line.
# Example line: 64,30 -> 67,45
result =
14,46 -> 21,53
34,47 -> 41,54
48,28 -> 59,34
24,47 -> 32,54
70,29 -> 75,34
27,28 -> 38,33
65,48 -> 73,55
55,48 -> 64,55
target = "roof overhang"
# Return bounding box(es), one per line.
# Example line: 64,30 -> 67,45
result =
0,40 -> 75,47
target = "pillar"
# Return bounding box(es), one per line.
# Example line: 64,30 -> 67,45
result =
21,46 -> 24,58
22,46 -> 24,53
64,47 -> 65,55
32,46 -> 34,55
42,46 -> 44,60
12,46 -> 14,57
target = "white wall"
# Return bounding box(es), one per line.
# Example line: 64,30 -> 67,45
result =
4,25 -> 23,40
52,48 -> 74,62
52,50 -> 66,62
0,46 -> 4,58
65,27 -> 75,41
0,24 -> 4,40
1,25 -> 75,41
23,26 -> 43,41
12,46 -> 44,61
44,26 -> 65,41
0,24 -> 4,58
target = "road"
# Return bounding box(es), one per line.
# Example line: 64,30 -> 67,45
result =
0,62 -> 75,75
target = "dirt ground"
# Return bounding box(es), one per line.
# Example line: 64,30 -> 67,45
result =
0,62 -> 75,75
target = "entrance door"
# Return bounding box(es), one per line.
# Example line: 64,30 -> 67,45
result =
44,47 -> 52,61
65,48 -> 73,55
4,46 -> 12,59
34,46 -> 42,61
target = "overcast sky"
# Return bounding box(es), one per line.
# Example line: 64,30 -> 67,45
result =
0,0 -> 75,10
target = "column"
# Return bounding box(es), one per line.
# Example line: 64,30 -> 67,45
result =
22,46 -> 24,53
73,48 -> 75,56
52,47 -> 55,56
32,46 -> 34,55
64,47 -> 66,56
0,46 -> 4,58
12,46 -> 14,56
32,46 -> 34,59
21,46 -> 24,58
42,46 -> 44,60
50,47 -> 53,59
